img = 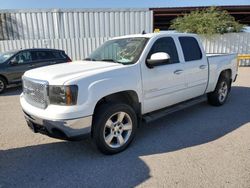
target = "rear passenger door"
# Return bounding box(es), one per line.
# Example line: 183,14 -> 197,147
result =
31,50 -> 55,68
178,36 -> 208,98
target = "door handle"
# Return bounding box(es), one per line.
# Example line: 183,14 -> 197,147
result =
199,65 -> 207,69
174,70 -> 183,75
28,64 -> 35,68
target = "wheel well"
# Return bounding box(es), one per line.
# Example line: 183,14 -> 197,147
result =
0,75 -> 8,84
91,90 -> 141,136
94,90 -> 141,115
219,69 -> 232,91
220,69 -> 232,80
91,91 -> 141,137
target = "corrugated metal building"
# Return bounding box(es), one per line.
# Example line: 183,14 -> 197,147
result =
0,8 -> 249,65
0,8 -> 153,40
0,8 -> 153,60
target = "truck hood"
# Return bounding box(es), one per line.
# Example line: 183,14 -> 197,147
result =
23,60 -> 123,85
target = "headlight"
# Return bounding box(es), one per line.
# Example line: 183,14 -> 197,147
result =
49,85 -> 78,105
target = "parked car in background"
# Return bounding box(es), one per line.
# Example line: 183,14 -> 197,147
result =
0,48 -> 71,93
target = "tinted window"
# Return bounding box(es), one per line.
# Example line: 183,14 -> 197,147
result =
148,37 -> 179,64
13,51 -> 32,64
31,51 -> 54,61
179,37 -> 202,61
52,51 -> 65,59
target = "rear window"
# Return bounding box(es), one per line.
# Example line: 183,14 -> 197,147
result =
52,51 -> 66,59
179,37 -> 202,61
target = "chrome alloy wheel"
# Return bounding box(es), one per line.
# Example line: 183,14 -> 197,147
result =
0,80 -> 5,92
218,81 -> 228,103
103,111 -> 133,148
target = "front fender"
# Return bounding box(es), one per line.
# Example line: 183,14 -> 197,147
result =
66,64 -> 143,117
87,76 -> 142,113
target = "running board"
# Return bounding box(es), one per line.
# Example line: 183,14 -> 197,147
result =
142,95 -> 207,123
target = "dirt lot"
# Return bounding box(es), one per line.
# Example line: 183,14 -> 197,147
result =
0,68 -> 250,188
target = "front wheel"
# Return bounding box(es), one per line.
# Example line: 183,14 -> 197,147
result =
0,77 -> 7,94
207,76 -> 230,106
93,103 -> 137,154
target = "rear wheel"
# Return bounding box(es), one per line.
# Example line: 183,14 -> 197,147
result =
93,103 -> 137,154
0,77 -> 7,94
207,76 -> 230,106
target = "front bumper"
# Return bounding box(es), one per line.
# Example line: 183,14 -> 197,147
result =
23,110 -> 92,140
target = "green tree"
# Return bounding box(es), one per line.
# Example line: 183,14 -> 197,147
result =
170,7 -> 244,35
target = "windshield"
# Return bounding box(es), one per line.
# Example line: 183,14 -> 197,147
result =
0,51 -> 17,64
87,37 -> 148,64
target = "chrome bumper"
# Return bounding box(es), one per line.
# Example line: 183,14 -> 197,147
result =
23,110 -> 92,139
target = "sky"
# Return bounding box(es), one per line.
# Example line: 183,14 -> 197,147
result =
0,0 -> 249,9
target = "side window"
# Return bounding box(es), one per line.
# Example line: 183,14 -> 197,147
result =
148,37 -> 179,64
52,51 -> 64,59
13,51 -> 32,64
179,37 -> 202,61
32,51 -> 54,61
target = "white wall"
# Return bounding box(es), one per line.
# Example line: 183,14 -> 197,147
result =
0,9 -> 153,40
0,33 -> 249,66
200,33 -> 250,66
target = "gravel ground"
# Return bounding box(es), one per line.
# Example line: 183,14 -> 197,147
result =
0,68 -> 250,188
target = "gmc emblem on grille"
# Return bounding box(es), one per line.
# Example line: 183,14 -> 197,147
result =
23,86 -> 35,96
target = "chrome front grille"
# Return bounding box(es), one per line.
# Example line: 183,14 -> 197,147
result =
22,77 -> 48,109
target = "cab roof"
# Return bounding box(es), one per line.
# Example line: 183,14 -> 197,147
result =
112,32 -> 198,40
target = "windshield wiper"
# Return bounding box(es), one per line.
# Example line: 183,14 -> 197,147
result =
85,58 -> 127,65
84,58 -> 96,61
99,59 -> 124,64
100,59 -> 117,62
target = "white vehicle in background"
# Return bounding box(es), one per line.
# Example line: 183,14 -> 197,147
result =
20,32 -> 238,154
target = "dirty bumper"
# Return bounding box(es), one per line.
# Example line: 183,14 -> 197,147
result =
23,110 -> 92,140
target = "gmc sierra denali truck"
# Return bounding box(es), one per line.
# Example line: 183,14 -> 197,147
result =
20,33 -> 238,154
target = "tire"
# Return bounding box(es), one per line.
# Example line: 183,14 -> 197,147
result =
0,77 -> 7,94
93,103 -> 137,154
207,76 -> 230,106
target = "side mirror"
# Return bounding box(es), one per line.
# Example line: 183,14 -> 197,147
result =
146,52 -> 170,68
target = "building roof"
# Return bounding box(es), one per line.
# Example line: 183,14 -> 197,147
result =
150,5 -> 250,30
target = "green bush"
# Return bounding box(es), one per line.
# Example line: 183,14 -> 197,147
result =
170,7 -> 244,35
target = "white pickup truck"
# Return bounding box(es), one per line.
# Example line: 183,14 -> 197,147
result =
20,33 -> 238,154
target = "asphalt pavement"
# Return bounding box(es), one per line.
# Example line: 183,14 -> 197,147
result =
0,68 -> 250,188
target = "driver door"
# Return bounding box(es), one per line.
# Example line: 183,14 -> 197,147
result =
141,37 -> 188,114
